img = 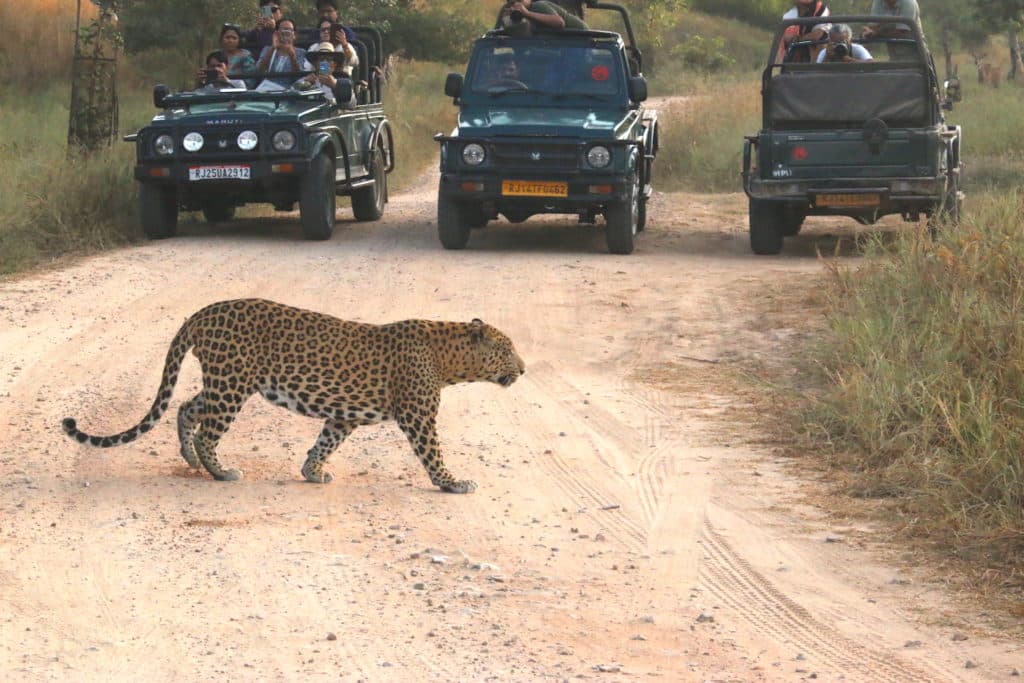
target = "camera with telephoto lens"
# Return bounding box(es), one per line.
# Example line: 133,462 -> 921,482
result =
831,42 -> 850,59
508,9 -> 524,22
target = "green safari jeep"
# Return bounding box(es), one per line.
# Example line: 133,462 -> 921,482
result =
126,27 -> 393,241
742,16 -> 962,255
435,1 -> 658,254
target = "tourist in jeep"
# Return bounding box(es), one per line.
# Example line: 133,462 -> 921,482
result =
194,51 -> 247,93
817,24 -> 873,63
246,0 -> 284,50
315,17 -> 358,77
310,0 -> 357,45
497,0 -> 588,35
778,0 -> 831,63
256,18 -> 307,89
297,42 -> 357,107
218,23 -> 257,80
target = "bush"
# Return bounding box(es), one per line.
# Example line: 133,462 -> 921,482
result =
809,193 -> 1024,566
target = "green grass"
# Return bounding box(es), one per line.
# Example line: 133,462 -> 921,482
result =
652,74 -> 761,193
381,59 -> 458,191
944,81 -> 1024,189
806,193 -> 1024,569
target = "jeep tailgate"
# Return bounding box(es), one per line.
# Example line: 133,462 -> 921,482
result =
762,129 -> 940,179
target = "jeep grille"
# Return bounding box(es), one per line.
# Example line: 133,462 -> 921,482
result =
491,143 -> 580,171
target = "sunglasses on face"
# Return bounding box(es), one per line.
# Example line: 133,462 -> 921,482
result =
278,28 -> 295,35
271,6 -> 281,11
222,23 -> 240,31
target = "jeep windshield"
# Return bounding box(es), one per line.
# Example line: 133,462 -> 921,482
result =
466,43 -> 624,101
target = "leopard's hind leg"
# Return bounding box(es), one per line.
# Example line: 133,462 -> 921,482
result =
192,384 -> 251,481
176,393 -> 203,468
301,420 -> 355,484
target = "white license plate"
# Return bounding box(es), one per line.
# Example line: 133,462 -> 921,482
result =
188,165 -> 251,181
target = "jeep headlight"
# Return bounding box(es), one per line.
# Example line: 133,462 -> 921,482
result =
182,132 -> 204,152
154,134 -> 175,156
237,130 -> 258,151
272,130 -> 296,152
587,145 -> 611,169
462,143 -> 486,166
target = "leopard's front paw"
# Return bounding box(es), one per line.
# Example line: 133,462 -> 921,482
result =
440,479 -> 477,494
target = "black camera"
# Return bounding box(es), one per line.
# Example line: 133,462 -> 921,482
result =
508,9 -> 524,22
831,42 -> 850,59
204,68 -> 219,82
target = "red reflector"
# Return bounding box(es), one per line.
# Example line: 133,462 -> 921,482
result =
272,163 -> 295,173
148,167 -> 170,177
589,184 -> 612,194
792,146 -> 808,161
460,181 -> 484,192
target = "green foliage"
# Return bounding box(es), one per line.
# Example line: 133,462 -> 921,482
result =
669,34 -> 735,72
808,195 -> 1024,565
944,77 -> 1024,188
687,0 -> 786,28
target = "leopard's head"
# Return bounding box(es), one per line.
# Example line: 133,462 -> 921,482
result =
447,319 -> 525,387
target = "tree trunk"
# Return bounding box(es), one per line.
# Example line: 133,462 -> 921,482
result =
1009,28 -> 1024,81
942,26 -> 954,80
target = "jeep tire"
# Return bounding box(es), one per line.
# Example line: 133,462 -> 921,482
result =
749,198 -> 784,255
139,183 -> 178,240
351,145 -> 386,221
606,172 -> 639,255
300,153 -> 336,240
438,190 -> 471,249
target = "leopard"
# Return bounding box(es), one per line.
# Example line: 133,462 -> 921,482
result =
61,298 -> 525,493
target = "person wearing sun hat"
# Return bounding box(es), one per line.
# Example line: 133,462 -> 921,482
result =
297,42 -> 356,107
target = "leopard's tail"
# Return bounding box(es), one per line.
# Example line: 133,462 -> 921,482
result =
61,317 -> 194,448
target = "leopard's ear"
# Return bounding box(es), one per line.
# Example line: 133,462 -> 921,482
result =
469,318 -> 485,343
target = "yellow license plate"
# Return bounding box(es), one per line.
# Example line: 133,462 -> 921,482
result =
501,180 -> 568,197
815,193 -> 881,208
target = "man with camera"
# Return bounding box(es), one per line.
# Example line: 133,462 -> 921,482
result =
817,24 -> 873,63
498,0 -> 588,36
310,0 -> 357,45
194,51 -> 247,93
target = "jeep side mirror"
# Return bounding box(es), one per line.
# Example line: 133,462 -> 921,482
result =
943,77 -> 962,103
444,73 -> 463,99
628,76 -> 647,103
153,84 -> 170,109
333,78 -> 353,106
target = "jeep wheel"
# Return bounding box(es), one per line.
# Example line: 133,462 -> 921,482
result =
351,146 -> 386,221
606,172 -> 639,255
139,183 -> 178,240
749,198 -> 784,255
300,153 -> 336,240
437,191 -> 471,250
201,203 -> 235,223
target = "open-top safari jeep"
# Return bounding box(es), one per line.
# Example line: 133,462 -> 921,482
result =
742,16 -> 962,255
436,0 -> 658,255
126,26 -> 393,241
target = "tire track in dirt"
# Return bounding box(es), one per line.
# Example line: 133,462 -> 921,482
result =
519,362 -> 649,550
699,521 -> 938,682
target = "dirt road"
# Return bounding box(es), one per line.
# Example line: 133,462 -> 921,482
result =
1,181 -> 1020,681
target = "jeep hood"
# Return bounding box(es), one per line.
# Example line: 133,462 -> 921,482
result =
457,105 -> 629,139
